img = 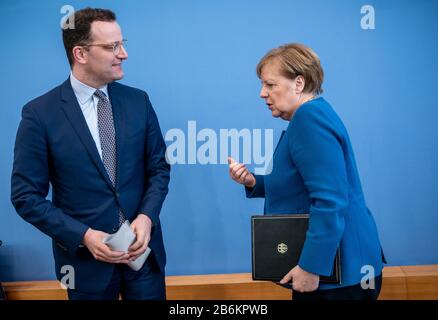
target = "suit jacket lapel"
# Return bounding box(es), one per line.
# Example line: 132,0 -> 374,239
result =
60,79 -> 116,192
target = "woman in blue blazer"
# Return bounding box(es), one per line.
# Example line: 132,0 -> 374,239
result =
228,43 -> 385,300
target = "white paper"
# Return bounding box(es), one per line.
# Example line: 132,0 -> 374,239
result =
103,220 -> 151,271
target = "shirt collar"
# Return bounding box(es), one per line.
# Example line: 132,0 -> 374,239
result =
70,72 -> 109,105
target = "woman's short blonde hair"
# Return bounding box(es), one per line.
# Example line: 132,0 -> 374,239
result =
256,43 -> 324,95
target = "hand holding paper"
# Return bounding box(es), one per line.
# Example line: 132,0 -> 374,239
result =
103,221 -> 151,271
128,214 -> 152,260
83,228 -> 130,264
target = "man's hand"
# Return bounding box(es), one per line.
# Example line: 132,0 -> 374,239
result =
128,214 -> 152,261
82,228 -> 130,264
280,265 -> 319,292
228,157 -> 256,188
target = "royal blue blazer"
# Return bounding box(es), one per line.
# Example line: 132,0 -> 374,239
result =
246,97 -> 385,289
11,79 -> 170,293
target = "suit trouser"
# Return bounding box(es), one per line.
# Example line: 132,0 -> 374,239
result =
292,275 -> 382,300
67,254 -> 165,300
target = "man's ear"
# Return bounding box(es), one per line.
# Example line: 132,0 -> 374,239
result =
72,46 -> 88,65
295,75 -> 305,94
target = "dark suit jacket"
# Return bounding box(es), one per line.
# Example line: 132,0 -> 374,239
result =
11,78 -> 170,292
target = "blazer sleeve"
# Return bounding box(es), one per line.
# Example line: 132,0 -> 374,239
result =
11,104 -> 89,256
137,93 -> 171,226
289,106 -> 348,276
245,174 -> 266,198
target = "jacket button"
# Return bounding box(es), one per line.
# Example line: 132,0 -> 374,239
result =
112,227 -> 118,232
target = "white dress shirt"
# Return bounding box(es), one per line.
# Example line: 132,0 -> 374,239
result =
70,72 -> 110,160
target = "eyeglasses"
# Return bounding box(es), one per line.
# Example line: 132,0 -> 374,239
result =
82,39 -> 127,55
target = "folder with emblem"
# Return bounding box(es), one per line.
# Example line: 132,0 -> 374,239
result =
251,214 -> 341,284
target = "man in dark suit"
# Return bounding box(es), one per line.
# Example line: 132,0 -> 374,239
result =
10,7 -> 170,300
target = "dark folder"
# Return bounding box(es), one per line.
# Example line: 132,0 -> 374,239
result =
251,214 -> 341,284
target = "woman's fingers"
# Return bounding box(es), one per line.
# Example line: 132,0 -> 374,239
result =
234,165 -> 247,178
228,157 -> 253,185
230,163 -> 244,175
239,170 -> 249,184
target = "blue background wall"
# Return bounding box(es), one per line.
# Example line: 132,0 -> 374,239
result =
0,0 -> 437,281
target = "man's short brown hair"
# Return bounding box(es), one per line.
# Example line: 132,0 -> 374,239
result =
62,7 -> 116,67
256,43 -> 324,95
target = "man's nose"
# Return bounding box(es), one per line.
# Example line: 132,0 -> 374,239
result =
118,45 -> 128,59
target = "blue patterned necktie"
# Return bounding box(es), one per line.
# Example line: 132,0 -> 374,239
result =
94,89 -> 126,226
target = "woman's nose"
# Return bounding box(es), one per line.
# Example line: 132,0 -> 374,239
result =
260,87 -> 268,98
